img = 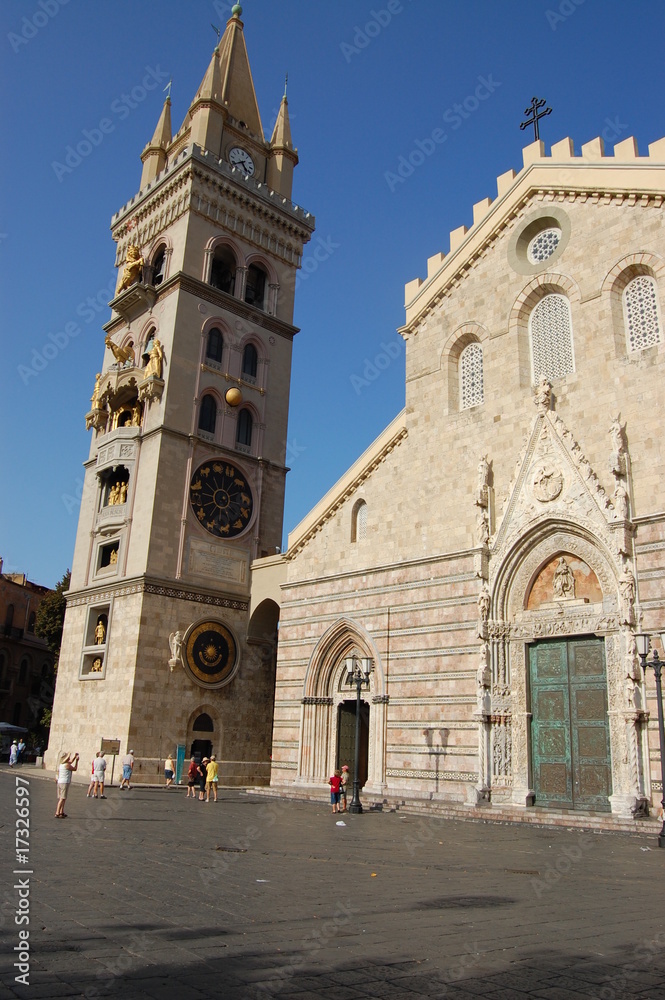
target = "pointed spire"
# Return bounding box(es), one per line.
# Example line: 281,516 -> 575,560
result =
140,95 -> 172,188
216,6 -> 263,138
195,44 -> 223,105
270,91 -> 293,151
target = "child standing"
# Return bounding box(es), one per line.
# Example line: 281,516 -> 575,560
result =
340,764 -> 349,811
328,770 -> 342,814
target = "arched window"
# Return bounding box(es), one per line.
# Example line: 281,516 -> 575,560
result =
151,246 -> 166,286
27,612 -> 36,633
198,395 -> 217,435
206,328 -> 224,364
459,342 -> 484,410
236,409 -> 253,450
623,275 -> 661,352
245,264 -> 267,309
241,343 -> 258,381
529,293 -> 575,384
351,500 -> 368,542
210,246 -> 236,294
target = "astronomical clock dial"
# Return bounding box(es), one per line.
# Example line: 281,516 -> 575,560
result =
189,462 -> 253,538
184,620 -> 237,687
228,146 -> 255,176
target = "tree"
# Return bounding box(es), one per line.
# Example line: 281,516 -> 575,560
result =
35,569 -> 71,673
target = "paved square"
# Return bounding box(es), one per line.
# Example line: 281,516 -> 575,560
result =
1,770 -> 664,998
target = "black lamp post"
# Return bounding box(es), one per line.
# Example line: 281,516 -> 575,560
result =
635,632 -> 665,848
344,655 -> 373,815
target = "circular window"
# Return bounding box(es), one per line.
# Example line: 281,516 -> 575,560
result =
527,227 -> 562,264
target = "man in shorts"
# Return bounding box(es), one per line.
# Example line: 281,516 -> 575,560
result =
92,752 -> 107,798
120,749 -> 134,789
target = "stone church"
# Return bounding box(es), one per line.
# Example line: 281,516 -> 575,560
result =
47,6 -> 665,825
259,133 -> 665,823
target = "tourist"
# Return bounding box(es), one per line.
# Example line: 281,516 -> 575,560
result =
164,754 -> 175,787
92,752 -> 107,798
186,757 -> 198,798
87,751 -> 100,796
197,757 -> 208,800
340,764 -> 350,812
17,738 -> 26,762
9,741 -> 18,766
328,770 -> 342,814
55,751 -> 79,818
120,749 -> 134,789
205,754 -> 218,802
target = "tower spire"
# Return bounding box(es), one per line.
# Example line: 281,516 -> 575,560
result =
140,93 -> 172,188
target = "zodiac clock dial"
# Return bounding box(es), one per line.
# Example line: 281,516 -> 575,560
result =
189,461 -> 253,538
184,620 -> 238,687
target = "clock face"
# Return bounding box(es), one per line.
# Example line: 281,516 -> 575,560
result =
190,461 -> 253,538
185,620 -> 237,687
228,146 -> 255,176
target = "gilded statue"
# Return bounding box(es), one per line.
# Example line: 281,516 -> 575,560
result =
144,339 -> 164,379
91,373 -> 102,408
91,657 -> 103,672
119,482 -> 128,504
552,556 -> 575,600
104,334 -> 134,366
109,548 -> 118,564
131,403 -> 142,427
117,244 -> 144,293
94,618 -> 106,645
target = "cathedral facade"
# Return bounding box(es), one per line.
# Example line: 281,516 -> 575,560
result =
262,133 -> 665,822
47,7 -> 313,783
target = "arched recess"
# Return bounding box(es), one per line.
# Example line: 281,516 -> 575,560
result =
145,235 -> 172,286
247,598 -> 279,704
600,252 -> 665,357
440,322 -> 489,415
508,272 -> 580,389
298,618 -> 387,793
489,519 -> 644,816
187,705 -> 218,760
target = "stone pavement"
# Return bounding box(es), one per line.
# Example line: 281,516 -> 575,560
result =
1,767 -> 664,999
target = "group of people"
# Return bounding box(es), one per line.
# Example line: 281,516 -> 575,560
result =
8,739 -> 26,765
328,765 -> 350,813
186,755 -> 219,801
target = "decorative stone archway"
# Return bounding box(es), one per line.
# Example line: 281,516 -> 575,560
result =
486,526 -> 648,817
298,617 -> 387,793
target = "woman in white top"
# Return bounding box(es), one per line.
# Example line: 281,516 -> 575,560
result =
55,751 -> 79,818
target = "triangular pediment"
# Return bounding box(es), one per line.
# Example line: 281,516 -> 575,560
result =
492,406 -> 621,567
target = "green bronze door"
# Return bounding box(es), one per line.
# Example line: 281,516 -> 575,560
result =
529,637 -> 611,812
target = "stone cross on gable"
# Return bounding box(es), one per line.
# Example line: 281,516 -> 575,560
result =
520,97 -> 552,142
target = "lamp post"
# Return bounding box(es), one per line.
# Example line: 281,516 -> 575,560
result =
635,632 -> 665,848
344,654 -> 373,814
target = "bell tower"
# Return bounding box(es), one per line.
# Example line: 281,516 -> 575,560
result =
47,6 -> 315,784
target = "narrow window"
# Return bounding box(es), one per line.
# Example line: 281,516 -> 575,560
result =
245,264 -> 267,309
529,293 -> 575,383
623,275 -> 661,352
206,328 -> 224,364
5,604 -> 14,628
198,394 -> 217,435
210,246 -> 236,294
242,344 -> 258,381
236,409 -> 253,449
27,612 -> 36,633
460,342 -> 484,410
351,500 -> 367,542
152,246 -> 166,286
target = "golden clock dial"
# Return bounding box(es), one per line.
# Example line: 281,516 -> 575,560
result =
189,461 -> 253,538
184,620 -> 237,687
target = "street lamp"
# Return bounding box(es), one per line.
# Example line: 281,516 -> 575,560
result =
635,631 -> 665,848
344,654 -> 373,814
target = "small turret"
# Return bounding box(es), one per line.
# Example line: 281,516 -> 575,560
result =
267,82 -> 298,199
140,95 -> 172,188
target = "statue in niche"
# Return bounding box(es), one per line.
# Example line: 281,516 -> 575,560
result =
104,334 -> 134,366
91,657 -> 103,672
476,455 -> 490,506
614,482 -> 629,520
131,402 -> 142,427
534,378 -> 552,412
476,645 -> 491,713
109,548 -> 118,565
144,339 -> 164,379
119,482 -> 128,504
117,244 -> 144,292
107,483 -> 118,506
476,508 -> 489,547
609,414 -> 627,478
619,566 -> 636,624
552,556 -> 576,600
477,582 -> 491,622
94,618 -> 106,645
91,373 -> 102,408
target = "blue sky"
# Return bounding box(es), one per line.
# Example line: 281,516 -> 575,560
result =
2,0 -> 664,587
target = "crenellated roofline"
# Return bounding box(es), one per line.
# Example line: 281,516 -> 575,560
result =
401,134 -> 665,338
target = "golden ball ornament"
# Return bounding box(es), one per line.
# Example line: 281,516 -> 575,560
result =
225,387 -> 243,407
